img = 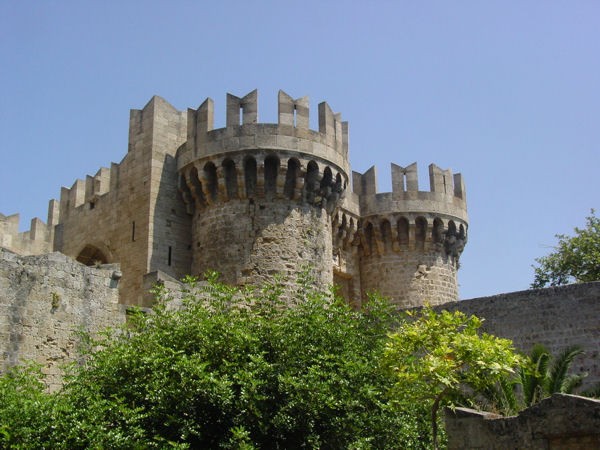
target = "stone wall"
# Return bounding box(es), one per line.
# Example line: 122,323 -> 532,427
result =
360,250 -> 458,308
0,213 -> 54,256
446,394 -> 600,449
0,249 -> 125,391
54,96 -> 190,306
192,201 -> 333,293
451,282 -> 600,389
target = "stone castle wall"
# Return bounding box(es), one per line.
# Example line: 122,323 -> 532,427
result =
192,201 -> 333,290
0,91 -> 470,308
49,96 -> 191,307
361,250 -> 458,307
446,394 -> 600,449
0,213 -> 54,256
0,249 -> 125,391
450,281 -> 600,389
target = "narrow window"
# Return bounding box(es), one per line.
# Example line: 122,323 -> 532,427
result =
168,246 -> 172,266
204,162 -> 218,202
132,221 -> 136,242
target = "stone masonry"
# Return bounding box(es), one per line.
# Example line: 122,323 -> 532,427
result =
445,394 -> 600,449
0,90 -> 468,308
0,89 -> 599,404
0,248 -> 124,391
451,281 -> 600,389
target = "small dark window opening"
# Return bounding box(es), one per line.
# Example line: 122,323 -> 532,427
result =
89,201 -> 95,210
132,221 -> 136,242
168,246 -> 172,266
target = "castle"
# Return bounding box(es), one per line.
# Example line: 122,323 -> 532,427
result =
1,91 -> 598,395
0,90 -> 468,309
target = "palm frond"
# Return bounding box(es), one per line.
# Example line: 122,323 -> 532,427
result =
521,344 -> 550,406
547,345 -> 585,394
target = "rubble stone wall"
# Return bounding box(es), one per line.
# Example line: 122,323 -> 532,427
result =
451,282 -> 600,389
0,249 -> 125,391
446,394 -> 600,450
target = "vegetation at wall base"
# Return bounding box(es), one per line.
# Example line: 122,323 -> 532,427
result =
0,274 -> 523,449
481,343 -> 591,416
383,308 -> 522,450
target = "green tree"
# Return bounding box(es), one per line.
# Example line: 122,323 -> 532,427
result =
532,210 -> 600,288
0,275 -> 436,449
383,308 -> 522,450
0,363 -> 55,448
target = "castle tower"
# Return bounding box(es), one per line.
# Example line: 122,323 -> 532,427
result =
177,90 -> 350,291
346,162 -> 468,308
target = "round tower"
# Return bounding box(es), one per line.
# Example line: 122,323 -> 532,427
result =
344,162 -> 468,308
177,90 -> 349,291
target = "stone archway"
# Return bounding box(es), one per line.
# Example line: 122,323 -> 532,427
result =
76,244 -> 109,266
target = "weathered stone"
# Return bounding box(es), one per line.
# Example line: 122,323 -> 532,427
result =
0,90 -> 468,308
446,394 -> 600,449
0,249 -> 124,391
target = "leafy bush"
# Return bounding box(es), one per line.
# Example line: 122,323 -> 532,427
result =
0,275 -> 437,448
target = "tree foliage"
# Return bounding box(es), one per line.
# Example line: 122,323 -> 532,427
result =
383,308 -> 522,450
0,275 -> 437,449
532,210 -> 600,288
0,276 -> 524,449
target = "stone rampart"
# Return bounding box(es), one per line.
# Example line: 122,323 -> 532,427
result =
0,249 -> 125,391
348,162 -> 468,307
451,282 -> 600,388
0,212 -> 54,256
178,90 -> 350,177
446,394 -> 600,449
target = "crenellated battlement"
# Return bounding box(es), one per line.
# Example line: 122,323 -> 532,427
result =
352,162 -> 468,223
0,90 -> 470,310
57,164 -> 118,219
179,90 -> 349,176
0,211 -> 54,255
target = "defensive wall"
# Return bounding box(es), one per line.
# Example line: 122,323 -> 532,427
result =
446,394 -> 600,449
451,281 -> 600,389
347,162 -> 467,306
0,90 -> 469,308
1,241 -> 598,392
0,248 -> 125,391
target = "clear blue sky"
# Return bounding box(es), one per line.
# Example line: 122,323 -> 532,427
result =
1,1 -> 598,299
